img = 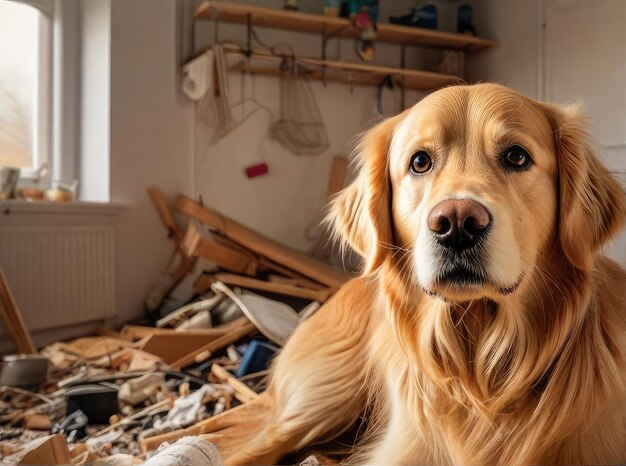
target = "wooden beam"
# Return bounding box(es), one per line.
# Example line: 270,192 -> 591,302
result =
198,273 -> 335,302
175,194 -> 348,288
121,325 -> 232,341
148,188 -> 195,291
139,333 -> 222,365
0,266 -> 36,354
182,220 -> 258,275
148,187 -> 185,243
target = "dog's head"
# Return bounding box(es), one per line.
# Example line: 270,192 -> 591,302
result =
332,84 -> 625,303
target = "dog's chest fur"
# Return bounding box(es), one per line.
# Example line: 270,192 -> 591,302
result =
363,264 -> 626,465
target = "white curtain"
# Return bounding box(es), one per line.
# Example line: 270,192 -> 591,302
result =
6,0 -> 53,17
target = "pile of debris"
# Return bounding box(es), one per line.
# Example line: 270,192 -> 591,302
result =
0,189 -> 349,465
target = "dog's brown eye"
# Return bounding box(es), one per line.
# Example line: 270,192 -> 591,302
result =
503,146 -> 531,170
410,151 -> 433,174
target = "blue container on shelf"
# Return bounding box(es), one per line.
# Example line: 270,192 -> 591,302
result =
235,340 -> 279,378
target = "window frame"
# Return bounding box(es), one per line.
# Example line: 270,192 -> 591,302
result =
26,11 -> 52,178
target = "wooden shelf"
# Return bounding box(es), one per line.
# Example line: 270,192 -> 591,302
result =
226,49 -> 462,91
195,1 -> 497,54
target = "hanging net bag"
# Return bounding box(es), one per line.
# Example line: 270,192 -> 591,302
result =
271,60 -> 330,156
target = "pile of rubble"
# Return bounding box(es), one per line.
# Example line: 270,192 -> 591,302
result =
0,189 -> 349,465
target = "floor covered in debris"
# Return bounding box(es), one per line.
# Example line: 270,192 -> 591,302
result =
0,191 -> 350,465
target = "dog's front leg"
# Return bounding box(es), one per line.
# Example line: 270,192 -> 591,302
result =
225,278 -> 374,465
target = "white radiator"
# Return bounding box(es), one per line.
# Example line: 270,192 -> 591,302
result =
0,224 -> 116,333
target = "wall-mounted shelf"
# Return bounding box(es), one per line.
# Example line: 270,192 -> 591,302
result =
226,49 -> 461,91
195,1 -> 498,54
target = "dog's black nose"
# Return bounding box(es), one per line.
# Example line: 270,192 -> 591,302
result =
428,199 -> 491,251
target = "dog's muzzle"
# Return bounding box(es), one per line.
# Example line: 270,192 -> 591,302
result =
428,199 -> 491,251
428,199 -> 492,287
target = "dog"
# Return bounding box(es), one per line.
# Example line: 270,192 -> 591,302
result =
221,83 -> 626,465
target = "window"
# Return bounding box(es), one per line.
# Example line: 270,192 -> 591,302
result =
0,0 -> 51,174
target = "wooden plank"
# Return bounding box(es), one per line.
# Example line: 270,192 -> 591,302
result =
195,1 -> 498,53
183,220 -> 258,275
148,187 -> 184,243
228,49 -> 462,92
148,187 -> 195,293
255,256 -> 326,291
327,156 -> 348,199
0,266 -> 36,354
198,273 -> 335,302
175,194 -> 348,288
139,333 -> 221,365
211,363 -> 259,403
267,274 -> 323,291
170,320 -> 257,369
121,325 -> 231,340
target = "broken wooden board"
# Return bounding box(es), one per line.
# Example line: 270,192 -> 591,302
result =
170,320 -> 257,369
139,333 -> 222,365
182,220 -> 258,275
0,266 -> 37,354
211,363 -> 259,404
175,194 -> 348,288
121,324 -> 231,340
3,434 -> 72,465
147,187 -> 196,295
148,187 -> 185,244
197,273 -> 335,302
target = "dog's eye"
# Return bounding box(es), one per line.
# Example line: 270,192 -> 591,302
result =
503,146 -> 532,170
410,151 -> 433,174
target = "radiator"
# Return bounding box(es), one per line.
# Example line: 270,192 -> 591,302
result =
0,225 -> 116,333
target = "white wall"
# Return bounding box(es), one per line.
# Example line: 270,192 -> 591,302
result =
467,0 -> 542,99
80,0 -> 111,202
109,0 -> 194,320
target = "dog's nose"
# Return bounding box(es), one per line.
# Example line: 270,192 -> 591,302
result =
428,199 -> 491,251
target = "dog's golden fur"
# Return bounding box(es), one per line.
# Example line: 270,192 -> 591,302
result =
223,84 -> 626,465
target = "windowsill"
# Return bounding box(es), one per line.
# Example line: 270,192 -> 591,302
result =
0,200 -> 123,216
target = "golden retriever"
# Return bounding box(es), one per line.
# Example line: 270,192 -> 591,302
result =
221,83 -> 626,465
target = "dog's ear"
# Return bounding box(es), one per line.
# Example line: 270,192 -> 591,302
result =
543,103 -> 626,269
329,115 -> 401,273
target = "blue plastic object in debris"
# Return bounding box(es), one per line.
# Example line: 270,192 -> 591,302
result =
235,340 -> 278,378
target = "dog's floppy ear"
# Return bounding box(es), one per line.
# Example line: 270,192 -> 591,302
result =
329,115 -> 401,273
543,103 -> 626,269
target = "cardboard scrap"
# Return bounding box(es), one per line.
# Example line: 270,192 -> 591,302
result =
2,434 -> 72,465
